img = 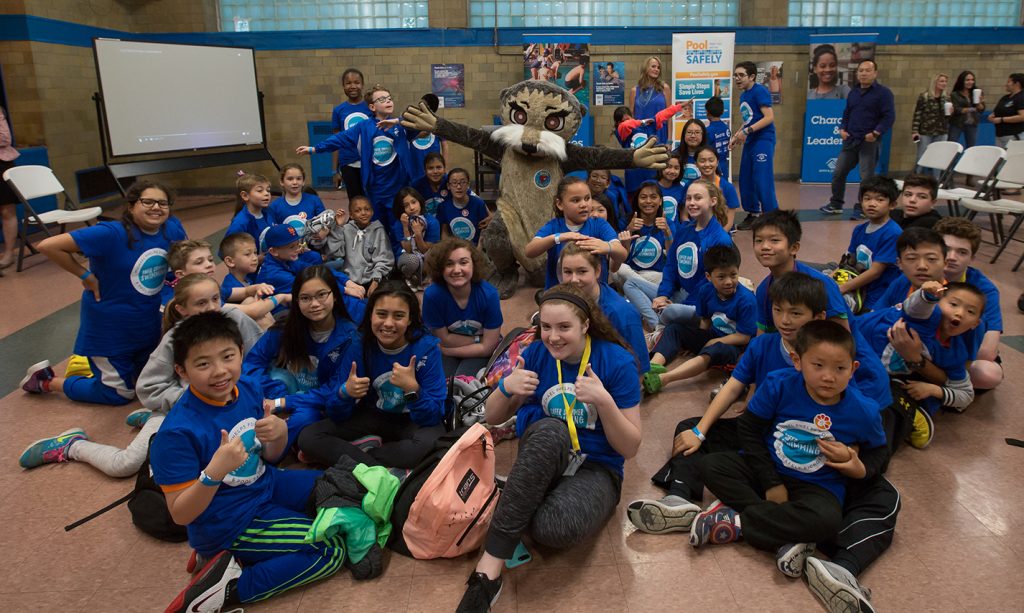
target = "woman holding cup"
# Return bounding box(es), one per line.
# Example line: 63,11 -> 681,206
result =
948,71 -> 985,148
911,73 -> 951,176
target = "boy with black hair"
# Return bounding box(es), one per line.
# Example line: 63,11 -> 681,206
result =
691,321 -> 888,582
751,210 -> 851,332
152,311 -> 345,612
892,173 -> 942,230
836,175 -> 903,311
868,227 -> 947,311
731,61 -> 779,226
642,245 -> 756,394
704,96 -> 731,179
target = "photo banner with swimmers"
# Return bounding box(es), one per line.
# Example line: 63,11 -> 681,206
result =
522,34 -> 592,146
671,31 -> 735,168
801,34 -> 883,183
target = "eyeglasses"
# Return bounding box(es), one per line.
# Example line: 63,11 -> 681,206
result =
733,72 -> 748,78
137,198 -> 170,209
298,290 -> 333,305
372,95 -> 393,104
685,130 -> 704,136
449,179 -> 469,187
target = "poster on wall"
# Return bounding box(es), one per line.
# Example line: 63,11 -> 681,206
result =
594,61 -> 625,106
522,34 -> 592,145
671,31 -> 735,162
756,61 -> 783,105
431,64 -> 465,109
801,35 -> 888,183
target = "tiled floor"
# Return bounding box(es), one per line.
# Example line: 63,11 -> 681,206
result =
1,181 -> 1021,612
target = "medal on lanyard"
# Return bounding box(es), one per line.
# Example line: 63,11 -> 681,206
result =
556,335 -> 591,476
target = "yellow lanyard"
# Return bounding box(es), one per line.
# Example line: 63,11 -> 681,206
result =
555,336 -> 591,453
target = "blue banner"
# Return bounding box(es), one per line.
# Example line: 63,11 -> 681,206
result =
801,99 -> 850,183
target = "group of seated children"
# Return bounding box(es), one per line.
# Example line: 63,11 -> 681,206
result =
12,147 -> 1004,613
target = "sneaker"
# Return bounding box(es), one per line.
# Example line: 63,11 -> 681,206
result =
64,354 -> 93,378
689,500 -> 741,547
627,495 -> 702,534
849,208 -> 866,221
645,324 -> 665,353
185,550 -> 210,575
776,542 -> 815,578
804,557 -> 876,613
20,360 -> 54,394
165,551 -> 243,613
709,382 -> 724,402
351,434 -> 383,452
487,416 -> 517,442
735,213 -> 759,231
908,407 -> 935,449
819,203 -> 843,215
125,409 -> 153,429
18,428 -> 87,469
455,571 -> 503,613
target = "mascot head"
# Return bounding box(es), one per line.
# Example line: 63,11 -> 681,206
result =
491,80 -> 585,161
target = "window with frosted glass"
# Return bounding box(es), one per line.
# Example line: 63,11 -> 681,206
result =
787,0 -> 1020,27
469,1 -> 739,28
218,0 -> 428,31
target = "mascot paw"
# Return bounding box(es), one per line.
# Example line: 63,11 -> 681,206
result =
633,138 -> 670,170
400,102 -> 437,133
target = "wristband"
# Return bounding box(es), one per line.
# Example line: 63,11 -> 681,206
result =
744,127 -> 752,136
79,270 -> 92,280
269,295 -> 279,308
339,382 -> 348,398
273,398 -> 283,410
553,233 -> 561,245
497,377 -> 513,398
691,426 -> 706,442
199,470 -> 222,487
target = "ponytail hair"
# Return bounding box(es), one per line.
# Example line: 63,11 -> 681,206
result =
162,273 -> 220,335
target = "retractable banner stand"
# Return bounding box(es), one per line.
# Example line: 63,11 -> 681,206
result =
801,34 -> 883,183
523,34 -> 592,145
671,32 -> 735,167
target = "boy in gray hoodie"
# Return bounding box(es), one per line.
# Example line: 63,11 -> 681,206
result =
311,196 -> 393,296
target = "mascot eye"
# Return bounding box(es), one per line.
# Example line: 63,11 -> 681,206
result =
510,107 -> 528,125
545,115 -> 565,131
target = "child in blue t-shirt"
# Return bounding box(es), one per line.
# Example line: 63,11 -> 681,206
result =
436,167 -> 491,245
269,163 -> 325,236
704,96 -> 731,177
422,238 -> 503,378
644,246 -> 756,394
331,67 -> 371,200
731,61 -> 779,220
226,173 -> 276,253
408,96 -> 447,183
587,169 -> 629,232
21,181 -> 188,405
837,176 -> 903,312
612,181 -> 671,289
676,118 -> 707,183
528,176 -> 624,289
694,146 -> 740,232
410,152 -> 448,219
150,312 -> 343,611
656,155 -> 685,222
691,321 -> 887,574
393,187 -> 441,290
297,282 -> 447,469
219,232 -> 269,305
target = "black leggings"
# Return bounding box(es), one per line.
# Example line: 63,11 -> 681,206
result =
485,418 -> 620,559
297,405 -> 445,468
339,164 -> 364,200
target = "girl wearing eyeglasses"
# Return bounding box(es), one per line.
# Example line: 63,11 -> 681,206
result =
20,180 -> 187,405
243,265 -> 357,451
297,84 -> 419,234
437,167 -> 491,246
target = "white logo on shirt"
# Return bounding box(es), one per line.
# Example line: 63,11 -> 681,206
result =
131,248 -> 170,296
222,417 -> 265,487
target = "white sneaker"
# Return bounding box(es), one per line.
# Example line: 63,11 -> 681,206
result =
626,495 -> 702,534
776,542 -> 815,578
645,324 -> 665,353
804,556 -> 875,613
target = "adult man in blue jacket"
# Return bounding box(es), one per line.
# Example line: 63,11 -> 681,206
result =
820,59 -> 895,219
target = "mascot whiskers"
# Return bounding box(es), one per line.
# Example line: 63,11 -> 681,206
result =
402,80 -> 668,297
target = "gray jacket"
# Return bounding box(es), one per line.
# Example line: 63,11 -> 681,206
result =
135,306 -> 264,413
314,220 -> 394,284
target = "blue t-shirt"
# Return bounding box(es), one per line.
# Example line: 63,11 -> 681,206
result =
323,120 -> 417,208
514,338 -> 641,478
847,219 -> 903,307
437,195 -> 489,245
408,134 -> 444,183
657,217 -> 733,298
226,208 -> 276,253
659,182 -> 685,223
269,193 -> 326,236
410,175 -> 448,218
331,100 -> 372,168
746,369 -> 886,503
694,283 -> 758,339
756,261 -> 851,332
598,284 -> 650,373
422,281 -> 503,337
151,378 -> 275,555
220,272 -> 257,303
705,119 -> 731,175
739,83 -> 776,143
869,274 -> 912,312
617,120 -> 658,193
392,215 -> 441,253
535,216 -> 620,289
680,153 -> 700,182
624,223 -> 669,273
964,266 -> 1002,341
71,219 -> 188,356
719,177 -> 740,210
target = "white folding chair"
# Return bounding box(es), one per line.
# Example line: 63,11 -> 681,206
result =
936,145 -> 1006,216
3,165 -> 103,272
895,141 -> 963,190
960,152 -> 1024,265
993,140 -> 1024,191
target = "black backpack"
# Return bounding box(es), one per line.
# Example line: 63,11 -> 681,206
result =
65,434 -> 188,542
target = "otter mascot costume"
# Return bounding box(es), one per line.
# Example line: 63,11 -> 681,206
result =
402,80 -> 668,297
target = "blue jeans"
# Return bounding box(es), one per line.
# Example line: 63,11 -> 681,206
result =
948,123 -> 978,149
914,133 -> 947,178
830,138 -> 880,208
622,277 -> 694,329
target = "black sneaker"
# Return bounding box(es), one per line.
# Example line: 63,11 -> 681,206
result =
818,203 -> 843,215
455,571 -> 503,613
166,551 -> 242,613
735,214 -> 759,231
850,208 -> 866,221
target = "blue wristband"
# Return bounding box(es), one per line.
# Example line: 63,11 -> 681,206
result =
497,377 -> 513,398
79,270 -> 92,280
339,381 -> 348,399
691,426 -> 706,442
269,295 -> 279,308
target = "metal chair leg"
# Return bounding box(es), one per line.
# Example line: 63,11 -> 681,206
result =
990,214 -> 1024,264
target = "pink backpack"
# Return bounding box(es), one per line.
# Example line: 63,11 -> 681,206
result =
393,424 -> 501,559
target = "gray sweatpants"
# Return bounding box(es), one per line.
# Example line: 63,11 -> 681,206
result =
68,414 -> 164,478
484,418 -> 620,559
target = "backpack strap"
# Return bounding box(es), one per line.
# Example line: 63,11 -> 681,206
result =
64,490 -> 136,532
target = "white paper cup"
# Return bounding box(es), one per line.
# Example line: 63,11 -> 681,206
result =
944,101 -> 954,116
973,89 -> 982,104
